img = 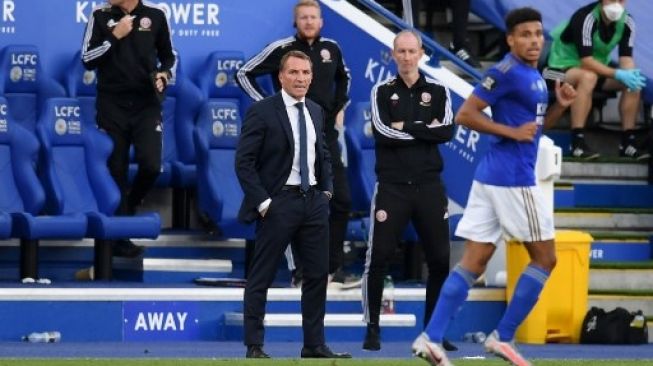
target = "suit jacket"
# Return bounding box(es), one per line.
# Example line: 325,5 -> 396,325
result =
235,92 -> 333,224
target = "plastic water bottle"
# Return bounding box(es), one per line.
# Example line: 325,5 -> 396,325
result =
22,331 -> 61,343
463,331 -> 486,343
381,275 -> 395,314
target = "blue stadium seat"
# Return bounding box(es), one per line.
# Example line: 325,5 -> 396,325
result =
66,51 -> 204,228
0,97 -> 87,279
65,51 -> 97,126
0,45 -> 66,132
194,99 -> 254,240
195,50 -> 251,115
36,98 -> 160,280
167,54 -> 204,189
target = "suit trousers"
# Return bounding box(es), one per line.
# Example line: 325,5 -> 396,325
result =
244,188 -> 330,347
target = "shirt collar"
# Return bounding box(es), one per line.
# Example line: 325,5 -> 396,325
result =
396,72 -> 426,89
294,34 -> 321,46
281,89 -> 306,107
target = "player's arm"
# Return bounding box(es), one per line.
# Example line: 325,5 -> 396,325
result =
545,80 -> 576,129
455,94 -> 537,142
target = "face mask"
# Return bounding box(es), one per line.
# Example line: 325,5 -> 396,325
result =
603,3 -> 625,22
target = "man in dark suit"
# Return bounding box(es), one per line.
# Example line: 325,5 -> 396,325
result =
235,50 -> 351,359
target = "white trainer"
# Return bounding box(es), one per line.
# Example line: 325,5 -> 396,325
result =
411,332 -> 453,366
484,330 -> 532,366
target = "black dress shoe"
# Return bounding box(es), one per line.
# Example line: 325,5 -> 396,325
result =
362,323 -> 381,351
301,344 -> 352,358
245,345 -> 270,358
443,338 -> 458,351
112,239 -> 145,258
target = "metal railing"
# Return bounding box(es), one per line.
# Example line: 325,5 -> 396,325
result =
356,0 -> 483,82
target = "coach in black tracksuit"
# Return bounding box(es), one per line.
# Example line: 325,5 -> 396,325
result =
236,0 -> 351,282
81,0 -> 175,257
362,30 -> 454,351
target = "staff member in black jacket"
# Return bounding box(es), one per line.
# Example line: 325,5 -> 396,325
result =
237,0 -> 352,285
362,30 -> 455,351
81,0 -> 175,257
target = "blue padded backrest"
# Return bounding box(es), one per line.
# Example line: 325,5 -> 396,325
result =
37,98 -> 113,214
66,51 -> 97,126
0,97 -> 44,214
196,51 -> 251,118
197,51 -> 245,99
0,45 -> 66,132
174,60 -> 205,165
66,51 -> 97,98
196,99 -> 241,149
194,99 -> 242,223
0,45 -> 40,94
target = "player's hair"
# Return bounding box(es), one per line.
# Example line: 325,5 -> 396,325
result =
279,50 -> 312,71
505,7 -> 542,33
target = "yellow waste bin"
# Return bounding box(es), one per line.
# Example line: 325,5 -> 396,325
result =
506,230 -> 592,344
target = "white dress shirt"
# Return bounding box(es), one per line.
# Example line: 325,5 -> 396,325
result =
258,89 -> 318,213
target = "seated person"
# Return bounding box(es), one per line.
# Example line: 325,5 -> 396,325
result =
546,0 -> 648,160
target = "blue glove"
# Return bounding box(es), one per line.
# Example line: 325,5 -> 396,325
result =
615,69 -> 647,91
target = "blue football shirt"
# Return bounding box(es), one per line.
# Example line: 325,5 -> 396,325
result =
472,53 -> 549,187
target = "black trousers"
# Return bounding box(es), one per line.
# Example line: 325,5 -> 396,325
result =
244,188 -> 330,347
362,181 -> 450,327
96,94 -> 162,215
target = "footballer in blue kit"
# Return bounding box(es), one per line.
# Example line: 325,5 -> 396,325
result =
412,7 -> 577,366
473,53 -> 550,187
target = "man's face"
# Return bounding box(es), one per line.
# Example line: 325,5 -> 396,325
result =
602,0 -> 626,7
507,21 -> 544,66
392,33 -> 423,75
279,56 -> 313,99
295,5 -> 322,41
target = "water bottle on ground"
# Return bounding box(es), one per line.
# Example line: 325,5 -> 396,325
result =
463,331 -> 486,343
22,331 -> 61,343
381,275 -> 395,314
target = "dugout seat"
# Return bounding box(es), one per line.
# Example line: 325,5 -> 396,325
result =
0,45 -> 66,132
194,99 -> 254,240
0,97 -> 87,279
195,50 -> 251,116
37,98 -> 160,280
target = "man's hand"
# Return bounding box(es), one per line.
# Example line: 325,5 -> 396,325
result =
154,72 -> 169,93
554,79 -> 577,108
335,109 -> 345,129
323,191 -> 332,200
112,15 -> 135,40
615,68 -> 646,91
511,122 -> 538,142
391,121 -> 404,130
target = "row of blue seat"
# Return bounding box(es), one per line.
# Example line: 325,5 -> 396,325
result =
0,97 -> 160,281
